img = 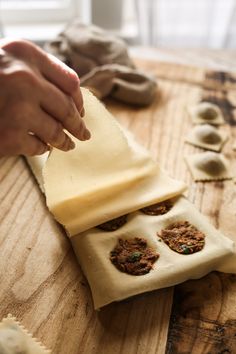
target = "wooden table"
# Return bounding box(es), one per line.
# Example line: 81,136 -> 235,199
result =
0,49 -> 236,354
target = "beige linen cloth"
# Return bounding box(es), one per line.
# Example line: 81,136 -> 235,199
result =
45,21 -> 157,105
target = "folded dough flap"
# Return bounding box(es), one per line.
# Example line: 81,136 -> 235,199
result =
28,88 -> 186,236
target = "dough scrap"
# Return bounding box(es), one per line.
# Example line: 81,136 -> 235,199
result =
0,314 -> 51,354
185,152 -> 233,181
25,153 -> 49,192
29,88 -> 186,236
188,102 -> 224,125
71,196 -> 235,309
185,124 -> 228,152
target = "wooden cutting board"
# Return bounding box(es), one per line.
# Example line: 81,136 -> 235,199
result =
0,59 -> 236,354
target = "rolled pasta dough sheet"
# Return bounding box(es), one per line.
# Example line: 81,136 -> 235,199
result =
27,88 -> 186,235
71,197 -> 235,309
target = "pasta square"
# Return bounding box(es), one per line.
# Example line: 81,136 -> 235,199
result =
71,197 -> 235,309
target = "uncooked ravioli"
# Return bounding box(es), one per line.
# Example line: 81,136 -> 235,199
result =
188,102 -> 224,125
185,124 -> 227,152
185,152 -> 232,182
197,103 -> 218,120
140,200 -> 173,215
194,125 -> 222,144
110,238 -> 159,275
157,221 -> 205,254
195,152 -> 226,175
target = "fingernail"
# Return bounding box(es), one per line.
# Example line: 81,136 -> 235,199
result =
81,107 -> 85,118
68,140 -> 75,150
84,129 -> 91,140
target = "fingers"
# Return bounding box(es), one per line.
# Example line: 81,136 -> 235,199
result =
40,80 -> 90,141
22,134 -> 49,156
0,131 -> 49,156
29,109 -> 82,151
39,52 -> 84,115
1,39 -> 85,116
0,39 -> 89,156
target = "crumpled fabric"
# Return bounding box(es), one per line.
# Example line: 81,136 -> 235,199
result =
45,21 -> 157,106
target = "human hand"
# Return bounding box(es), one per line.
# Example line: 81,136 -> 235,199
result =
0,39 -> 90,156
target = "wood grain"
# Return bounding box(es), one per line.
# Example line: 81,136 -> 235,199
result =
0,55 -> 236,354
0,156 -> 172,354
132,58 -> 236,354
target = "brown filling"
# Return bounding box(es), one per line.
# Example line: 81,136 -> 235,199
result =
199,107 -> 217,120
157,221 -> 205,254
141,200 -> 173,216
97,215 -> 128,231
110,238 -> 159,275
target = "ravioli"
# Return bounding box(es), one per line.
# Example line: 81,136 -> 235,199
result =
185,124 -> 227,151
185,152 -> 233,181
188,102 -> 224,125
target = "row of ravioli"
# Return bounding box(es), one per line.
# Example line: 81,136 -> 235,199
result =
184,102 -> 235,182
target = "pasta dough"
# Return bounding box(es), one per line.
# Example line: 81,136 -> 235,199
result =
0,315 -> 51,354
25,88 -> 236,309
185,152 -> 233,181
188,102 -> 224,125
32,88 -> 186,236
71,197 -> 235,309
185,124 -> 227,152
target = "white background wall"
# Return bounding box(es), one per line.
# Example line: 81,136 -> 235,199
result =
0,0 -> 236,48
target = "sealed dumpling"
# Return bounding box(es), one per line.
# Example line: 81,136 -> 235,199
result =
195,125 -> 221,143
197,103 -> 218,120
188,102 -> 224,125
195,152 -> 225,175
185,124 -> 227,152
185,152 -> 233,181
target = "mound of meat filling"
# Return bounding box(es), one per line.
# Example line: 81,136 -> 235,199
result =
158,221 -> 205,254
110,238 -> 159,275
97,215 -> 128,231
141,200 -> 173,216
